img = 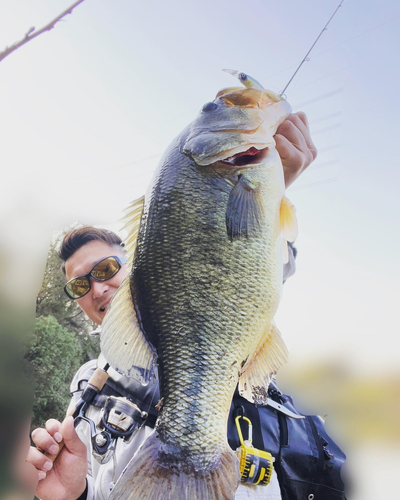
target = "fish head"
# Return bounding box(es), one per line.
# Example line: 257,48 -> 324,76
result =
183,87 -> 291,168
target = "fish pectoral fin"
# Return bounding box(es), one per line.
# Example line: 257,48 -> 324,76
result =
280,196 -> 297,264
226,175 -> 263,241
100,276 -> 155,384
280,195 -> 298,243
120,195 -> 145,268
238,322 -> 288,404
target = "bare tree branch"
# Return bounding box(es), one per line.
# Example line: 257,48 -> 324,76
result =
0,0 -> 86,63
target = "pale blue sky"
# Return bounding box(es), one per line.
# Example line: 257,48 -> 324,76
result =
1,0 -> 399,374
1,2 -> 399,496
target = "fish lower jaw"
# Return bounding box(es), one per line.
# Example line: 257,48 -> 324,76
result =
218,145 -> 270,168
194,145 -> 271,168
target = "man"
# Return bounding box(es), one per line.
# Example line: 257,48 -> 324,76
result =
27,113 -> 345,500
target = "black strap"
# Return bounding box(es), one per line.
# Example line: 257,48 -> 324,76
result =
231,387 -> 265,450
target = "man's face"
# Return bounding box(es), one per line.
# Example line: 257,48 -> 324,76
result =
64,240 -> 128,325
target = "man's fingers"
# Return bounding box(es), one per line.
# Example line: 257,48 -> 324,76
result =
276,118 -> 308,154
275,133 -> 302,166
293,110 -> 309,129
61,416 -> 86,458
31,428 -> 60,456
45,419 -> 63,443
278,113 -> 317,159
275,111 -> 318,188
26,446 -> 54,474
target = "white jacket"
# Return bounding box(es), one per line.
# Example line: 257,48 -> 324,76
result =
70,358 -> 282,500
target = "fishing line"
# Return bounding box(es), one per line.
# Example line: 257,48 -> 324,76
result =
280,0 -> 346,95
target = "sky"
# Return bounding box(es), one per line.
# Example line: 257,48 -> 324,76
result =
1,0 -> 399,496
1,0 -> 398,371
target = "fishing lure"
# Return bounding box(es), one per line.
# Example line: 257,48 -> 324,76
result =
222,69 -> 264,90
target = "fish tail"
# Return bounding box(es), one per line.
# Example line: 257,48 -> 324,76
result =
109,431 -> 240,500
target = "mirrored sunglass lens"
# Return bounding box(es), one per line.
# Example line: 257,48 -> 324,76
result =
66,277 -> 91,299
91,257 -> 120,281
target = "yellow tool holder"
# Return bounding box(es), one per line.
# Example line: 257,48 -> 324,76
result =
235,415 -> 274,486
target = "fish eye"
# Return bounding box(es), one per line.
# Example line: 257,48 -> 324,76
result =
239,73 -> 247,81
202,102 -> 218,112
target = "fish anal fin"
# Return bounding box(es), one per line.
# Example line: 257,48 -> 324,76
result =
100,275 -> 155,384
280,195 -> 298,243
238,322 -> 288,404
226,175 -> 263,241
109,432 -> 240,500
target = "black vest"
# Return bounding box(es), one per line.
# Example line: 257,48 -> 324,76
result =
86,374 -> 347,500
227,383 -> 347,500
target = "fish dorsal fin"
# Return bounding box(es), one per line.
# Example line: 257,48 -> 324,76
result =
238,322 -> 288,404
102,195 -> 154,383
280,195 -> 298,242
100,276 -> 155,385
120,195 -> 145,268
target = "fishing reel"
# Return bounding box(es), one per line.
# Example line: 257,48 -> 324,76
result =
235,415 -> 274,486
97,396 -> 148,462
72,366 -> 149,464
75,395 -> 148,464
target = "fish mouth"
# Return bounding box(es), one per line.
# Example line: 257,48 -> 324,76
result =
183,87 -> 292,168
219,146 -> 269,167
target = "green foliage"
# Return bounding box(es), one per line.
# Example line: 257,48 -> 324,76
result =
28,230 -> 101,428
36,234 -> 100,362
27,316 -> 83,428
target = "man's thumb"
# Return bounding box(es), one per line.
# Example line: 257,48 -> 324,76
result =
61,416 -> 86,457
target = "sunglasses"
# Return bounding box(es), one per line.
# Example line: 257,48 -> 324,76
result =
64,255 -> 127,300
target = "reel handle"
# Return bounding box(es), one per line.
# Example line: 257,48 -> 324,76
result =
44,367 -> 110,462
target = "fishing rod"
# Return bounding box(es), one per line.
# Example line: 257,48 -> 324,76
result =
280,0 -> 346,95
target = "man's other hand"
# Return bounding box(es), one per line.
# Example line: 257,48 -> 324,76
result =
275,111 -> 317,188
27,416 -> 88,500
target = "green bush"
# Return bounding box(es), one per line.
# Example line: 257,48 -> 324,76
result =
27,315 -> 83,428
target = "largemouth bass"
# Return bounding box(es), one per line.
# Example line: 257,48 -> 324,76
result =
101,83 -> 298,500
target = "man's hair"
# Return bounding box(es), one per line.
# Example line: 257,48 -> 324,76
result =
58,226 -> 124,274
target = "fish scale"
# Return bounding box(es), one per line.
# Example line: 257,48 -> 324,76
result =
135,149 -> 279,472
102,86 -> 295,499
